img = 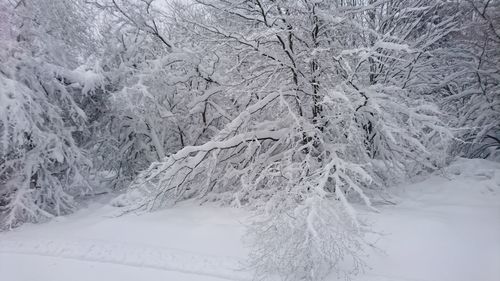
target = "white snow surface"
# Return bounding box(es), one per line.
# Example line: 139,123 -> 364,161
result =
1,158 -> 499,281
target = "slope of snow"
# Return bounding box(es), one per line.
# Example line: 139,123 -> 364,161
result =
356,158 -> 500,281
0,202 -> 251,281
1,158 -> 499,281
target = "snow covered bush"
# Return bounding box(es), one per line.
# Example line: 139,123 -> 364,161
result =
249,196 -> 367,280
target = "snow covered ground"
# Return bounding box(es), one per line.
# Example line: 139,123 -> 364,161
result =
1,158 -> 499,281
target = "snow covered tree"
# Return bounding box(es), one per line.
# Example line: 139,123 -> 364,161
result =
112,0 -> 454,279
439,0 -> 500,159
82,0 -> 230,189
0,0 -> 102,228
1,0 -> 496,279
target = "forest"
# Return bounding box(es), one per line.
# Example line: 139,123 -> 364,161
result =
0,0 -> 499,280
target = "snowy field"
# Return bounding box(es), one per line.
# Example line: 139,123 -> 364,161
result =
1,158 -> 499,281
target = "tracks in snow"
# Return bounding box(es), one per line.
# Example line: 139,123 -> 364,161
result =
0,238 -> 250,281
